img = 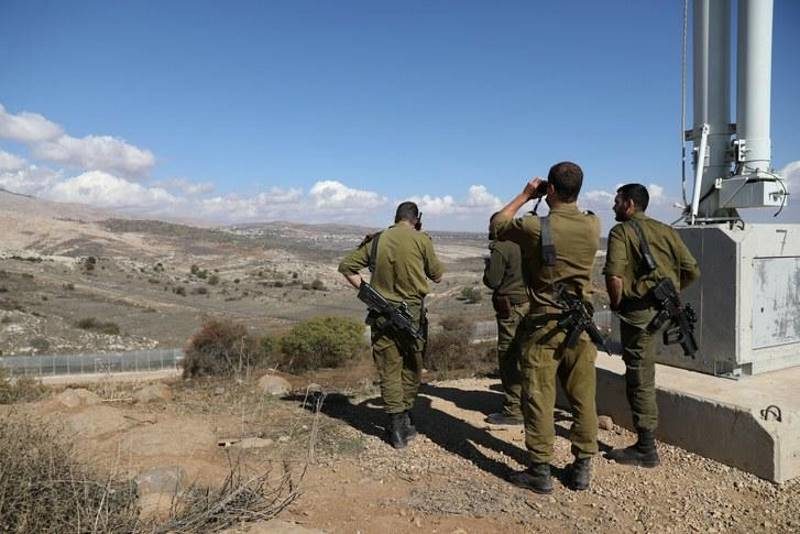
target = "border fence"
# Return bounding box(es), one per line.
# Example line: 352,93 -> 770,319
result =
0,348 -> 184,378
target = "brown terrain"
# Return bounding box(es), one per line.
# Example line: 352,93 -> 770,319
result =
0,188 -> 798,533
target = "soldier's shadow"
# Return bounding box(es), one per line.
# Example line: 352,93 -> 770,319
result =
291,386 -> 581,488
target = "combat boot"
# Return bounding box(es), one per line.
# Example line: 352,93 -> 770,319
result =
569,457 -> 592,490
607,430 -> 660,467
402,410 -> 418,441
485,412 -> 524,425
386,413 -> 408,449
511,462 -> 553,494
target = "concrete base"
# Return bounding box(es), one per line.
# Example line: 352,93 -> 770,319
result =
565,353 -> 800,483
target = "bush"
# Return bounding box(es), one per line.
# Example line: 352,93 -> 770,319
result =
0,370 -> 48,404
192,286 -> 208,295
29,336 -> 50,352
208,274 -> 220,285
460,285 -> 483,304
75,317 -> 121,335
0,415 -> 139,532
82,256 -> 97,271
173,285 -> 187,296
426,315 -> 492,375
182,318 -> 267,378
280,316 -> 365,372
311,278 -> 327,291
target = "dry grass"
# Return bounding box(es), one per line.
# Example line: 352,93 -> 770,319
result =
0,415 -> 140,533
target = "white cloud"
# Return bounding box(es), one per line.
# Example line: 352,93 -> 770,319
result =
0,164 -> 62,196
781,161 -> 800,190
464,185 -> 502,209
46,171 -> 177,209
0,150 -> 26,172
159,177 -> 216,196
0,104 -> 63,143
308,180 -> 387,210
408,184 -> 502,216
33,134 -> 155,177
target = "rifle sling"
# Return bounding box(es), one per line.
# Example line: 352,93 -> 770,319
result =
368,231 -> 382,273
628,219 -> 658,272
539,216 -> 557,267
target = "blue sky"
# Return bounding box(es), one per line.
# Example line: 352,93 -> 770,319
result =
1,0 -> 798,231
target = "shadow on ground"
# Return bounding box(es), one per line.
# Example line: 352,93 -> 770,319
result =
286,381 -> 616,489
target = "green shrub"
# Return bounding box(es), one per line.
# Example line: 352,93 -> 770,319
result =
311,278 -> 327,291
208,274 -> 220,285
280,316 -> 365,372
75,317 -> 121,335
460,285 -> 483,304
182,318 -> 267,378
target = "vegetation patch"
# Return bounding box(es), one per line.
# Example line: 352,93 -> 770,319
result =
75,317 -> 122,335
280,316 -> 365,372
182,318 -> 269,378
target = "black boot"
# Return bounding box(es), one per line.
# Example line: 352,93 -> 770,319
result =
386,413 -> 408,449
484,412 -> 524,425
403,410 -> 418,441
511,462 -> 553,494
569,457 -> 592,490
607,430 -> 660,467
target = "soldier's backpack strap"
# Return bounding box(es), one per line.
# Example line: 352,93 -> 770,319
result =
368,231 -> 382,273
539,216 -> 557,267
628,219 -> 657,272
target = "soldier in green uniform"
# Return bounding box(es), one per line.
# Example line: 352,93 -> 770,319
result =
491,162 -> 600,494
604,183 -> 700,467
338,201 -> 444,449
482,213 -> 527,425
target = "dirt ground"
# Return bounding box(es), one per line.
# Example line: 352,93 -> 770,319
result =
11,372 -> 798,534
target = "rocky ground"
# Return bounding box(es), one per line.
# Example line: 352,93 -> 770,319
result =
9,373 -> 797,533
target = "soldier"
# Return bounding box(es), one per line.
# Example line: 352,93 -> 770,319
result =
491,162 -> 600,494
338,201 -> 444,449
482,212 -> 527,425
604,183 -> 700,467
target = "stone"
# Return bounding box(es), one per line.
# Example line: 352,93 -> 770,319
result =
134,383 -> 172,403
598,415 -> 615,431
135,465 -> 186,495
258,374 -> 291,396
56,388 -> 101,408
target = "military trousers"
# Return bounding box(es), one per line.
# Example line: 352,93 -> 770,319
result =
370,305 -> 424,415
619,318 -> 658,433
518,317 -> 598,464
495,301 -> 528,417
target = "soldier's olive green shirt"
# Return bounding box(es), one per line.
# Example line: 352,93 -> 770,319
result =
492,204 -> 600,314
603,212 -> 700,322
482,239 -> 528,304
338,223 -> 444,304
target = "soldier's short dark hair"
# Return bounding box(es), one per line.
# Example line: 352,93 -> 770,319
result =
395,201 -> 420,223
547,161 -> 583,203
616,183 -> 650,211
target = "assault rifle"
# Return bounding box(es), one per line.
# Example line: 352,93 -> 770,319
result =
646,278 -> 698,358
554,285 -> 611,354
358,282 -> 424,340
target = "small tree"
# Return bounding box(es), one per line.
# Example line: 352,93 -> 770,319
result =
182,318 -> 266,378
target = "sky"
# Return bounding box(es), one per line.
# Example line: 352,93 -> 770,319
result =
1,0 -> 798,232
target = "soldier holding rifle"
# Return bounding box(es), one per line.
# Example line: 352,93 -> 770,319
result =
339,201 -> 444,449
604,183 -> 700,468
491,162 -> 602,494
